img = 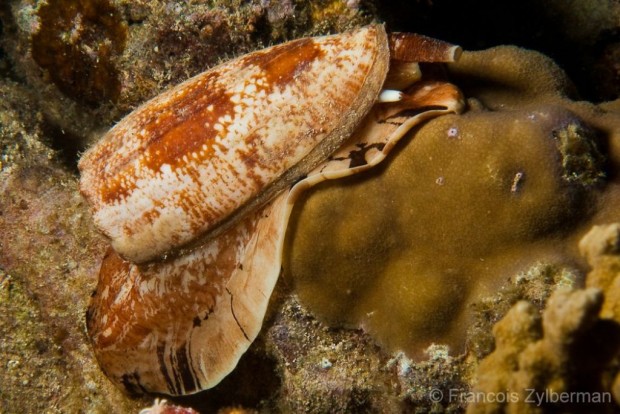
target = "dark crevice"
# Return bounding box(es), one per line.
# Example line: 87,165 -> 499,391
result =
376,0 -> 619,102
42,116 -> 83,173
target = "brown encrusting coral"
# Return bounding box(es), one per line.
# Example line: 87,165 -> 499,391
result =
285,45 -> 620,360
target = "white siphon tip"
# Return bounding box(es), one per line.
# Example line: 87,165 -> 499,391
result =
449,45 -> 463,62
378,89 -> 404,103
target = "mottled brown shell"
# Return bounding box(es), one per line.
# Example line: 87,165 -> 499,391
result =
79,25 -> 390,264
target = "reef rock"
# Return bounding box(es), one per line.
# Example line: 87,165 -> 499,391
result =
467,288 -> 619,414
0,79 -> 146,412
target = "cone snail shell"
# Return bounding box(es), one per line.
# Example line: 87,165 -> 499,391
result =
80,24 -> 464,395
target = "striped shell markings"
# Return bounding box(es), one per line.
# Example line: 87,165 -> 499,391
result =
80,25 -> 465,395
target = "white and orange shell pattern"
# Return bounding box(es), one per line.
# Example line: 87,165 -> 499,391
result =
79,24 -> 464,395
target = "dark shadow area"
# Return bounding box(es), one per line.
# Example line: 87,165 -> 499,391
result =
165,346 -> 280,413
0,1 -> 16,81
376,0 -> 618,102
42,116 -> 83,173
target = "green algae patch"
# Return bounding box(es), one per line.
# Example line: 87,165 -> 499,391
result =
284,46 -> 619,360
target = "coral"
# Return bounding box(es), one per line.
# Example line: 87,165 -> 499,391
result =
376,0 -> 620,102
31,0 -> 127,107
285,45 -> 617,360
467,288 -> 620,414
466,225 -> 620,413
581,223 -> 620,321
580,223 -> 620,406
